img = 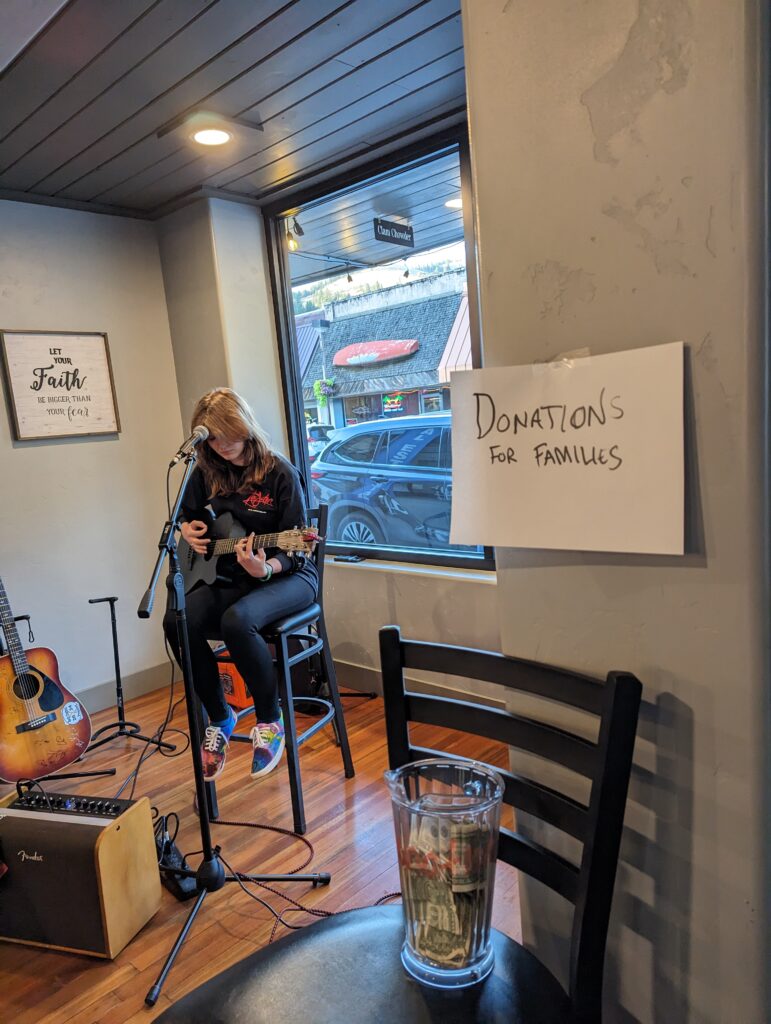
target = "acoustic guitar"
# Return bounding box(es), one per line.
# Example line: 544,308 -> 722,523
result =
178,512 -> 319,592
0,577 -> 92,783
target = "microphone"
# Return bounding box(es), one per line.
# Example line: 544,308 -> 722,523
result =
169,425 -> 209,466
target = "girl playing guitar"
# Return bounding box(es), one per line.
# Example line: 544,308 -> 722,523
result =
163,388 -> 318,784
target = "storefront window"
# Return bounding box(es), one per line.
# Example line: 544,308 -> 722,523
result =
421,389 -> 443,413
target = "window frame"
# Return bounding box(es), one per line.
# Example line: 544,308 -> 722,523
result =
264,126 -> 494,571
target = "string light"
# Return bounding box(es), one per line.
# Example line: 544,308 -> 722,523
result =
286,229 -> 299,252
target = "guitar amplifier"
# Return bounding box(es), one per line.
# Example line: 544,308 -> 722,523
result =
0,791 -> 161,958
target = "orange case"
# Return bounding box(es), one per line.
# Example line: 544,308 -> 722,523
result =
213,646 -> 252,711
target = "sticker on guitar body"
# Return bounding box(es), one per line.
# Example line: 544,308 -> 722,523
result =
62,701 -> 84,725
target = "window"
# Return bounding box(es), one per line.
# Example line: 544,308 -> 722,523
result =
328,432 -> 383,465
383,427 -> 442,468
267,133 -> 493,570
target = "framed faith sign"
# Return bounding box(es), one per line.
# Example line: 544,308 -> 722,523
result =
0,330 -> 121,441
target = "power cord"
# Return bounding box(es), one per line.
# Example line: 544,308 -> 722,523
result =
112,638 -> 190,801
152,806 -> 198,901
203,816 -> 400,942
218,850 -> 400,943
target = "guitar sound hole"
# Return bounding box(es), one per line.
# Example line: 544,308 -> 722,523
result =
13,672 -> 41,701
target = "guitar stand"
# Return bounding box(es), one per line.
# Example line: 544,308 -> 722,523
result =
0,613 -> 34,656
87,596 -> 175,755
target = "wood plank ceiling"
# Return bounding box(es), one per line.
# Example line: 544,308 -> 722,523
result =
0,0 -> 466,222
286,148 -> 463,284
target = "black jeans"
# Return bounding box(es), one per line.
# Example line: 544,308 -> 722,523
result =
163,573 -> 317,724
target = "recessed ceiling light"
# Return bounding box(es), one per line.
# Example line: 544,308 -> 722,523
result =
445,196 -> 462,209
191,128 -> 232,146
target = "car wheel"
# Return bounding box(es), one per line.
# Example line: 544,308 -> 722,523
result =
336,511 -> 384,546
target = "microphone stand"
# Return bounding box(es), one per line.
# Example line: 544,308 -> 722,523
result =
138,449 -> 330,1007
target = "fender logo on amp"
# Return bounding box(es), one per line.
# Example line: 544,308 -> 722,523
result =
17,850 -> 44,863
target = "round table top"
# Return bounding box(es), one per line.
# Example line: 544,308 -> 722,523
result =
157,905 -> 574,1024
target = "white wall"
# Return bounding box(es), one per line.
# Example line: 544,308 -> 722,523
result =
324,560 -> 500,699
0,200 -> 184,708
157,198 -> 288,451
208,198 -> 288,451
155,200 -> 228,428
462,1 -> 767,1022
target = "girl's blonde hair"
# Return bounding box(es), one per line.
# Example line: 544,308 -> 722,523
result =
191,388 -> 275,497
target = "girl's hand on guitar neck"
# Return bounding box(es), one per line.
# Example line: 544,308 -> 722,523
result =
235,534 -> 273,579
181,520 -> 210,555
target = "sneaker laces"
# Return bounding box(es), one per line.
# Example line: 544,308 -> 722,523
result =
251,722 -> 278,747
203,725 -> 224,753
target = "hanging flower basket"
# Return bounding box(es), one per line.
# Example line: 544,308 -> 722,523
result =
313,378 -> 336,406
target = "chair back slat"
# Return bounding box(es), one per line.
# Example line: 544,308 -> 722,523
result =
501,769 -> 587,841
404,743 -> 588,842
401,638 -> 604,714
306,505 -> 328,591
569,671 -> 641,1019
379,625 -> 641,1023
498,828 -> 579,903
407,692 -> 597,778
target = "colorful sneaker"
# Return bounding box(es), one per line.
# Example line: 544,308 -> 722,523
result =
201,708 -> 236,781
250,714 -> 285,779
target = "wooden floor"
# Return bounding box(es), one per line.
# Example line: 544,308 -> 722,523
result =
0,684 -> 520,1024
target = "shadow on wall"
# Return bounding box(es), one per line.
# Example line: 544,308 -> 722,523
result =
603,691 -> 695,1024
519,690 -> 695,1024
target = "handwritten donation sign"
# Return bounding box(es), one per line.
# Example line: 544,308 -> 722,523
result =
450,342 -> 684,555
0,331 -> 120,441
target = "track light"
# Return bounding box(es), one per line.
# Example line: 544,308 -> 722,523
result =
286,229 -> 299,252
347,272 -> 353,283
403,263 -> 410,279
292,217 -> 304,237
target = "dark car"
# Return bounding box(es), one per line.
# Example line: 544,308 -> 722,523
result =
310,413 -> 454,550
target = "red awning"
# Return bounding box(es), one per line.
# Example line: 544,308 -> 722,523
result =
332,339 -> 419,367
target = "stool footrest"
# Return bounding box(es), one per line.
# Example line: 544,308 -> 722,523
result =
231,699 -> 335,746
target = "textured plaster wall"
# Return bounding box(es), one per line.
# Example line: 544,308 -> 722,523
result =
462,1 -> 767,1021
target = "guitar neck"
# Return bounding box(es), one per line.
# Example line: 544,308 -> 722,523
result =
212,531 -> 282,557
0,577 -> 29,676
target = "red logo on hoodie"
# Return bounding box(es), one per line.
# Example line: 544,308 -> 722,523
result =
243,490 -> 273,511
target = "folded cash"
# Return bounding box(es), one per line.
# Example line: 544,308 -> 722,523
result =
400,812 -> 495,967
450,819 -> 489,893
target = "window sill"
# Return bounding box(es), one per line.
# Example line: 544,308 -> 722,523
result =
324,557 -> 497,584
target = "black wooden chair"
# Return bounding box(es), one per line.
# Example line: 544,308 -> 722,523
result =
379,625 -> 642,1023
210,504 -> 355,835
156,625 -> 640,1024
